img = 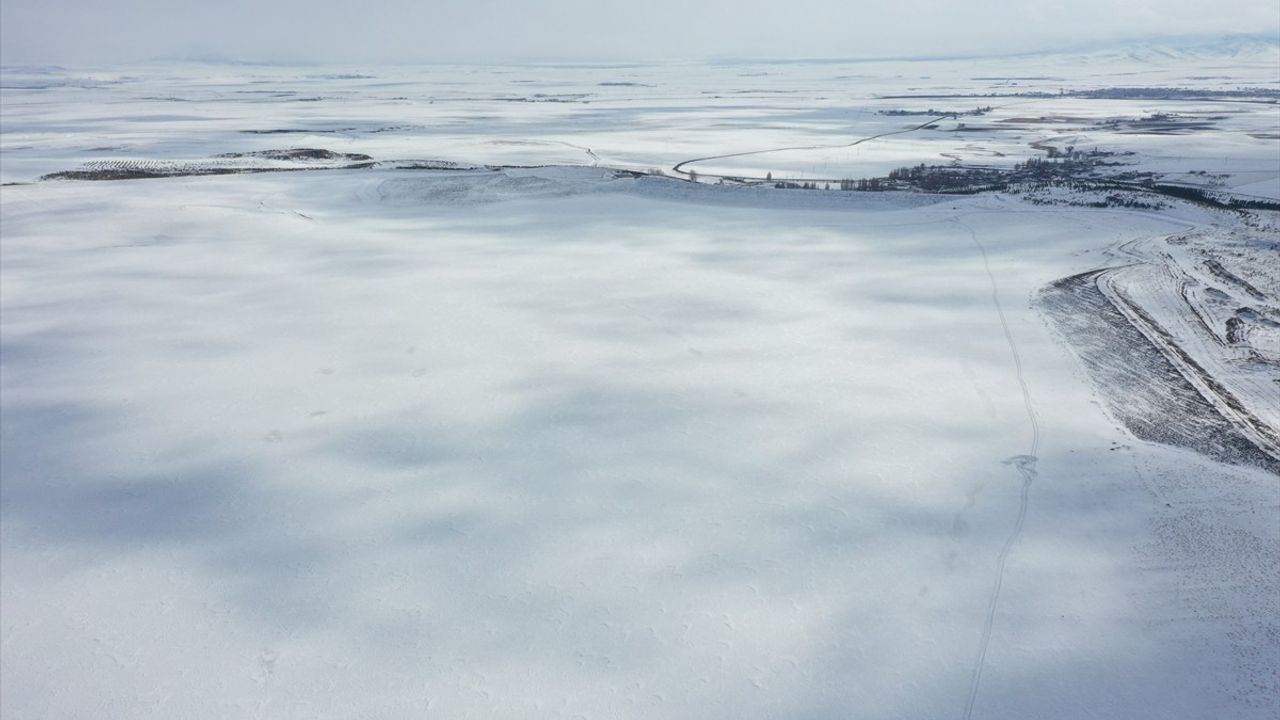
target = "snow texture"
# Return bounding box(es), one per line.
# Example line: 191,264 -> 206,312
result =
2,44 -> 1278,720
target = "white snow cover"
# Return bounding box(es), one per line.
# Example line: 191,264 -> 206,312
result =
1,48 -> 1278,720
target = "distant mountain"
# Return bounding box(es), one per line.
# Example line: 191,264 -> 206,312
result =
711,33 -> 1280,67
148,49 -> 317,67
1049,33 -> 1280,64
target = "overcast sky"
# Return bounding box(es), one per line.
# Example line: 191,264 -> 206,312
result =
2,0 -> 1277,66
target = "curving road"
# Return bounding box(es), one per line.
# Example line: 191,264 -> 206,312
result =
671,114 -> 956,183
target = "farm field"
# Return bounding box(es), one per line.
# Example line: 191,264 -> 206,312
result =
2,38 -> 1278,719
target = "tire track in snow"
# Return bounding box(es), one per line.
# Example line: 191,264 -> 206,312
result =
954,218 -> 1040,720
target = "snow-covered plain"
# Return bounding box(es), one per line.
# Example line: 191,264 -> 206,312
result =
2,43 -> 1278,719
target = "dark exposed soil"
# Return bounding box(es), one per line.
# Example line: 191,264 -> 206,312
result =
40,149 -> 376,182
41,167 -> 250,181
240,128 -> 356,134
216,149 -> 372,162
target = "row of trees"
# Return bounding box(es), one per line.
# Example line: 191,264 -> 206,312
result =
879,106 -> 992,117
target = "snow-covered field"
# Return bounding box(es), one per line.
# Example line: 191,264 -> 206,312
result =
2,42 -> 1278,719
